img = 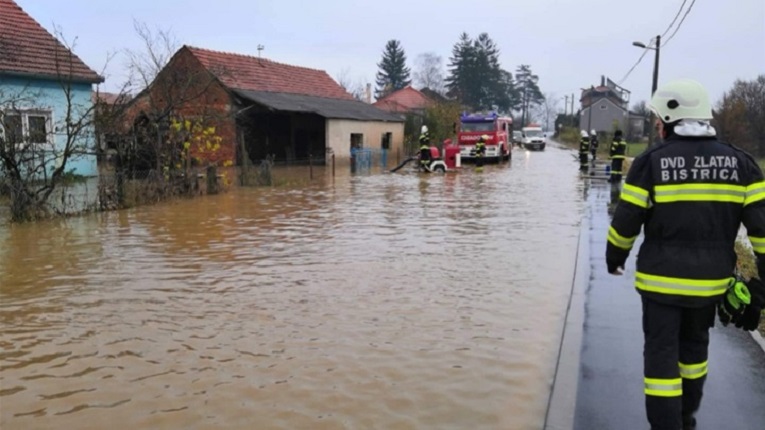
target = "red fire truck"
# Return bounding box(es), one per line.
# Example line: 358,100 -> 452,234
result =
457,112 -> 513,162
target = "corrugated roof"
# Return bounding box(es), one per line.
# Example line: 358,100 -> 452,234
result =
233,90 -> 403,122
0,0 -> 102,83
186,46 -> 353,100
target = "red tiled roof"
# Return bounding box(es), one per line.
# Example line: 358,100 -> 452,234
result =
92,91 -> 130,105
373,86 -> 433,112
0,0 -> 102,83
185,46 -> 353,100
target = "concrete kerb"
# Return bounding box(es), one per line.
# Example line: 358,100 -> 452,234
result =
543,214 -> 590,430
751,330 -> 765,354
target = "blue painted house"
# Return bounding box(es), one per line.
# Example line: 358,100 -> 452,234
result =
0,0 -> 103,177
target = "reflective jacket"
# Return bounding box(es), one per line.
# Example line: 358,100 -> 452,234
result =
606,136 -> 765,307
579,137 -> 590,154
475,141 -> 486,157
419,132 -> 431,146
610,139 -> 627,159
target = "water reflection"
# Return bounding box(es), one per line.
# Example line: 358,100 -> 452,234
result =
1,144 -> 586,430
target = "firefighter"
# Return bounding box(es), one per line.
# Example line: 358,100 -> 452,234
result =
590,129 -> 599,160
419,125 -> 431,171
609,129 -> 627,183
606,79 -> 765,430
475,134 -> 488,169
579,130 -> 590,171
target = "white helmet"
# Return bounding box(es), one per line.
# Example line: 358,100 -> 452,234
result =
581,130 -> 589,138
590,129 -> 597,136
649,79 -> 712,123
421,125 -> 429,134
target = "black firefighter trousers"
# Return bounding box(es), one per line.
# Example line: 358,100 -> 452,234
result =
642,297 -> 716,430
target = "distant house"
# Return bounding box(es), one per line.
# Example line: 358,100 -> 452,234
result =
129,46 -> 404,166
373,86 -> 435,115
579,76 -> 631,135
0,0 -> 103,177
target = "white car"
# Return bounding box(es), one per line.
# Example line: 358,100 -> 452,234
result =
521,127 -> 546,150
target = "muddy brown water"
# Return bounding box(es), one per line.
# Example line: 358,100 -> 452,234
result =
1,144 -> 586,430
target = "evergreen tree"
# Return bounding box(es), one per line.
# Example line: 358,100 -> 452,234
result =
516,64 -> 544,126
375,40 -> 411,99
446,33 -> 518,112
445,33 -> 475,104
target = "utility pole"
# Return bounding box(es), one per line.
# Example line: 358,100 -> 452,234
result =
586,86 -> 594,135
648,34 -> 661,148
571,93 -> 575,127
634,35 -> 661,147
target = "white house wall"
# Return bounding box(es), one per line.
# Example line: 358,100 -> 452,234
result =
325,119 -> 404,161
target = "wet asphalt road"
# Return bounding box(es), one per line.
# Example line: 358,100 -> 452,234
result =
573,181 -> 765,430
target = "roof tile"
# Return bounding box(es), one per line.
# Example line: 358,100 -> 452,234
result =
0,0 -> 102,83
186,46 -> 353,100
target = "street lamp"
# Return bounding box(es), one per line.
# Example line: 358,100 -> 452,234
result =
633,35 -> 661,147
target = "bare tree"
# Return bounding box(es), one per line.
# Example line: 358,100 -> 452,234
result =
335,68 -> 367,101
530,92 -> 559,131
413,52 -> 444,94
714,75 -> 765,156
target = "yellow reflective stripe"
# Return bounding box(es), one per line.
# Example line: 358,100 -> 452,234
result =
745,181 -> 765,206
654,183 -> 745,204
607,226 -> 636,250
644,377 -> 682,397
611,155 -> 626,159
635,272 -> 731,297
679,361 -> 708,380
749,236 -> 765,254
621,184 -> 650,208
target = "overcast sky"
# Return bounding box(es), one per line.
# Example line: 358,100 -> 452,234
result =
15,0 -> 765,109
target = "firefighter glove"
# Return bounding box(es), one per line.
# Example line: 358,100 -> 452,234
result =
718,279 -> 750,326
734,305 -> 763,331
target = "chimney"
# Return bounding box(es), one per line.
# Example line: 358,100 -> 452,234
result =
365,83 -> 372,104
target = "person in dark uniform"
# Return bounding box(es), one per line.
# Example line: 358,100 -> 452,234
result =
419,125 -> 431,172
609,129 -> 627,183
606,79 -> 765,430
590,129 -> 599,160
579,130 -> 590,171
475,134 -> 487,169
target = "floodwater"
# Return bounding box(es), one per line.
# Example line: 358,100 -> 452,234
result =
1,143 -> 586,430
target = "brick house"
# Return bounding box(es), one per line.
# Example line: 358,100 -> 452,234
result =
130,46 -> 404,167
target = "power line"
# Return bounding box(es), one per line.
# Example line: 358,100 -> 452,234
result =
663,0 -> 697,47
617,0 -> 694,87
661,0 -> 688,38
618,41 -> 652,86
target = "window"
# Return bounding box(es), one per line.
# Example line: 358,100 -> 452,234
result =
28,115 -> 48,144
460,122 -> 495,132
381,132 -> 392,150
599,103 -> 608,110
350,133 -> 363,149
2,114 -> 23,144
1,110 -> 52,145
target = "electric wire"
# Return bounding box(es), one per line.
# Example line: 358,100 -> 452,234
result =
661,0 -> 688,38
663,0 -> 697,47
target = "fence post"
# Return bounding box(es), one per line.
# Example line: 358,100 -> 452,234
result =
309,154 -> 313,180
